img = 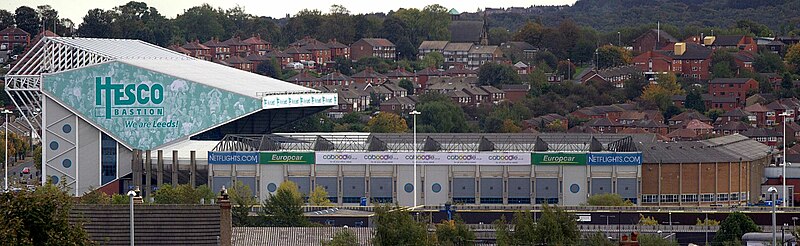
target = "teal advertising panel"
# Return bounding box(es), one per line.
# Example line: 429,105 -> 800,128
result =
531,153 -> 587,165
260,152 -> 315,164
43,61 -> 262,150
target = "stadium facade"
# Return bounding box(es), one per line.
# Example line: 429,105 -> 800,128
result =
7,37 -> 336,196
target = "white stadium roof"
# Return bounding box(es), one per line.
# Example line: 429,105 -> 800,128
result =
50,37 -> 317,98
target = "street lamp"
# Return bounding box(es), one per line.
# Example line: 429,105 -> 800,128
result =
769,186 -> 778,246
618,32 -> 621,46
127,187 -> 139,246
2,108 -> 12,191
567,59 -> 571,81
780,111 -> 791,207
409,110 -> 421,207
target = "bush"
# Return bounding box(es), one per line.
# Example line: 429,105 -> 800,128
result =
585,193 -> 633,206
152,184 -> 216,204
638,214 -> 658,225
80,187 -> 111,204
0,184 -> 94,245
111,194 -> 129,204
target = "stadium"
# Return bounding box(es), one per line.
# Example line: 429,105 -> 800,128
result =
5,36 -> 773,207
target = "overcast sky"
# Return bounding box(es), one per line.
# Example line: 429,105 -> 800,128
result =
1,0 -> 577,24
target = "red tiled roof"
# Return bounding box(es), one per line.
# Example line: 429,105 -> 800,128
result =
242,35 -> 268,45
0,26 -> 30,36
182,40 -> 210,50
359,38 -> 395,47
684,119 -> 713,130
225,55 -> 252,64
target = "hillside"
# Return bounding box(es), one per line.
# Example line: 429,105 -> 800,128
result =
486,0 -> 800,35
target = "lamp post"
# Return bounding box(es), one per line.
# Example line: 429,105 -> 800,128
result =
127,188 -> 139,246
618,32 -> 621,46
567,59 -> 571,81
780,112 -> 791,207
2,108 -> 11,191
600,215 -> 615,239
769,186 -> 778,246
410,110 -> 421,207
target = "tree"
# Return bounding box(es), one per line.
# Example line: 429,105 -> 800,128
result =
373,205 -> 430,246
684,88 -> 706,113
786,44 -> 800,74
229,181 -> 258,226
416,93 -> 470,133
584,232 -> 615,246
640,73 -> 684,111
259,181 -> 310,227
0,10 -> 13,30
276,113 -> 334,132
33,145 -> 42,171
477,62 -> 521,87
585,193 -> 633,206
754,52 -> 786,73
367,112 -> 409,133
322,229 -> 360,246
309,185 -> 332,206
78,8 -> 115,38
398,79 -> 415,95
152,184 -> 215,204
534,51 -> 558,71
596,45 -> 632,69
14,6 -> 40,35
534,204 -> 580,245
174,4 -> 227,42
638,234 -> 679,246
256,59 -> 282,78
713,212 -> 760,245
638,214 -> 659,225
781,72 -> 796,98
696,218 -> 721,226
706,108 -> 725,123
435,216 -> 475,246
513,21 -> 544,48
488,27 -> 512,45
545,119 -> 567,132
80,187 -> 111,204
499,119 -> 522,133
493,206 -> 578,246
0,184 -> 93,245
711,50 -> 738,78
334,57 -> 354,75
557,60 -> 577,80
420,51 -> 445,69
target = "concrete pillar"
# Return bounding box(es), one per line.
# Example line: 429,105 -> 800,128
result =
145,150 -> 152,197
157,150 -> 164,188
190,151 -> 197,188
132,150 -> 141,190
172,150 -> 178,187
219,191 -> 232,246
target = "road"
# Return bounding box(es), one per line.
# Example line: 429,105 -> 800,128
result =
0,159 -> 37,189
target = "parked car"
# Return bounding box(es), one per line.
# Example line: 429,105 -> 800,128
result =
22,167 -> 30,174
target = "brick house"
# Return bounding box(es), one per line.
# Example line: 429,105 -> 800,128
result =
203,38 -> 231,61
181,40 -> 211,60
522,114 -> 568,132
0,25 -> 30,51
444,64 -> 478,77
714,121 -> 752,136
462,86 -> 490,106
744,103 -> 773,127
500,84 -> 529,103
415,67 -> 444,92
284,47 -> 313,63
318,71 -> 355,87
224,56 -> 253,72
731,51 -> 755,73
168,45 -> 192,56
709,35 -> 758,52
351,67 -> 389,84
222,37 -> 249,57
287,71 -> 318,87
303,42 -> 332,67
481,85 -> 505,104
242,35 -> 271,55
586,118 -> 621,133
500,41 -> 537,62
327,39 -> 350,59
384,68 -> 416,82
350,38 -> 396,60
632,29 -> 678,52
668,110 -> 711,127
741,128 -> 782,146
264,50 -> 294,67
632,42 -> 712,80
380,96 -> 417,115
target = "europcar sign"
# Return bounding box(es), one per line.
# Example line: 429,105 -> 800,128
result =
531,153 -> 587,165
43,61 -> 262,150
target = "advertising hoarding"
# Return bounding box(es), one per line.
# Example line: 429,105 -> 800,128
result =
315,152 -> 530,165
260,152 -> 315,164
531,153 -> 587,165
587,153 -> 642,165
208,152 -> 259,164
